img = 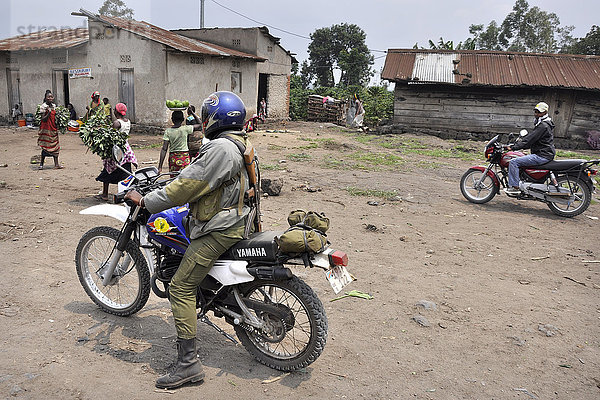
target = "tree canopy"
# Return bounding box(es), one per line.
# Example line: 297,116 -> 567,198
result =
98,0 -> 134,19
467,0 -> 575,53
305,23 -> 374,87
565,25 -> 600,55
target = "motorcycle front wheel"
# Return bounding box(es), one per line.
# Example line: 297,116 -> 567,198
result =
234,276 -> 328,371
75,226 -> 150,316
460,168 -> 498,204
547,176 -> 591,218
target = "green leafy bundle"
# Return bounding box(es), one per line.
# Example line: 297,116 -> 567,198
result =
79,113 -> 127,159
55,106 -> 70,132
33,104 -> 71,132
34,104 -> 42,126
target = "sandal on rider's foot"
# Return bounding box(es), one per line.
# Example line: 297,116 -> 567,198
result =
54,165 -> 64,169
93,194 -> 109,201
38,165 -> 44,170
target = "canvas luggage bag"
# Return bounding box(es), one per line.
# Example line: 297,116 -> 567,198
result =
286,210 -> 330,233
277,210 -> 330,254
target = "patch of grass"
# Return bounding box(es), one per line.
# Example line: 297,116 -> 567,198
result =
268,144 -> 286,151
298,142 -> 319,150
322,158 -> 352,170
415,160 -> 444,169
556,150 -> 592,160
260,163 -> 286,171
298,137 -> 339,150
345,186 -> 399,200
287,152 -> 312,162
347,134 -> 479,161
349,151 -> 404,167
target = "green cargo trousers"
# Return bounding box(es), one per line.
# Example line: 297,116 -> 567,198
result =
169,221 -> 245,339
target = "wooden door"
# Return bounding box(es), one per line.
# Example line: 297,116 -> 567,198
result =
6,68 -> 21,113
118,68 -> 136,123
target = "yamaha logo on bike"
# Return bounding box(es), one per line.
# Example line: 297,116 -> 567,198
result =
236,247 -> 267,258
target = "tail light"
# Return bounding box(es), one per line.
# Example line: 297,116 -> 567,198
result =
329,250 -> 348,267
588,169 -> 597,176
485,147 -> 494,159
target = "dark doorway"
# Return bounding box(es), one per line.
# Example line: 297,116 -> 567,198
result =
257,73 -> 268,113
52,70 -> 69,106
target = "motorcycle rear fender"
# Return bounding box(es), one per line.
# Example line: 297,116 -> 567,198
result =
470,166 -> 500,188
208,260 -> 254,286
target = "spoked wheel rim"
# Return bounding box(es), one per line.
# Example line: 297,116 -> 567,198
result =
79,234 -> 143,310
244,284 -> 313,360
550,178 -> 588,215
461,169 -> 497,203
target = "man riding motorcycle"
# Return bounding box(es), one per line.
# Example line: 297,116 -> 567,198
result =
505,102 -> 556,195
125,91 -> 251,389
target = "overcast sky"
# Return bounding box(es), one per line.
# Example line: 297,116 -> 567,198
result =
2,0 -> 598,83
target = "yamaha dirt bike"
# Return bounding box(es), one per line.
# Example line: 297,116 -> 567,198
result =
460,132 -> 599,217
75,147 -> 352,371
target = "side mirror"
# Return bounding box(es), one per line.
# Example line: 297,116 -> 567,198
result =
519,129 -> 528,137
112,145 -> 124,163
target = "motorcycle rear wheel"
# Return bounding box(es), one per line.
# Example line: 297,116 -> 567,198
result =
75,226 -> 150,316
547,176 -> 591,217
234,276 -> 328,371
460,168 -> 498,204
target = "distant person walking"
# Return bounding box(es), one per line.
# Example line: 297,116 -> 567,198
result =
11,104 -> 22,124
84,91 -> 102,122
158,110 -> 202,174
37,91 -> 63,170
352,95 -> 367,132
259,98 -> 267,121
102,97 -> 112,117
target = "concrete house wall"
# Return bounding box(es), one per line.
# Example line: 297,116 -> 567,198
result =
176,27 -> 292,118
164,52 -> 258,124
79,20 -> 168,124
1,47 -> 88,119
1,20 -> 293,125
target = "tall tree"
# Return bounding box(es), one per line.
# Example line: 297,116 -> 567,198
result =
466,0 -> 575,53
307,23 -> 374,87
98,0 -> 134,19
565,25 -> 600,55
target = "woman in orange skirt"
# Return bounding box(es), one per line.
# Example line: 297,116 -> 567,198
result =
37,91 -> 63,169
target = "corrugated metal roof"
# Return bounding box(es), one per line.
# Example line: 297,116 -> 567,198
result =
0,28 -> 88,51
96,14 -> 264,60
382,49 -> 600,90
412,53 -> 456,83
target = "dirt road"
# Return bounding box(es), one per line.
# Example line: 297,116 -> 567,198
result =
0,122 -> 598,399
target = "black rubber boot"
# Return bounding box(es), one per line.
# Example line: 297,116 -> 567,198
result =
156,338 -> 205,389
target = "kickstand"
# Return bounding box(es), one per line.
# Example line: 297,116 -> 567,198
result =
198,315 -> 239,345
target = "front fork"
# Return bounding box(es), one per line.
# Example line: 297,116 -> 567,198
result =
100,205 -> 142,286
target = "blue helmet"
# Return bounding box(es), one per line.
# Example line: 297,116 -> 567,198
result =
201,91 -> 246,139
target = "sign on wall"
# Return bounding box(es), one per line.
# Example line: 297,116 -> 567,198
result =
68,68 -> 92,79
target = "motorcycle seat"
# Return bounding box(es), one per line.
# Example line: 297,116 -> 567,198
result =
222,231 -> 282,261
534,159 -> 586,171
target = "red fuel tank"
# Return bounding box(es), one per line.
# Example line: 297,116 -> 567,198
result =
500,151 -> 526,168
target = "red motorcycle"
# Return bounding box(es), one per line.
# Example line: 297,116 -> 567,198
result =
460,133 -> 599,217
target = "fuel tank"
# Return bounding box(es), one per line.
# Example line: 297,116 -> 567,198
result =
146,205 -> 190,254
499,151 -> 525,168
